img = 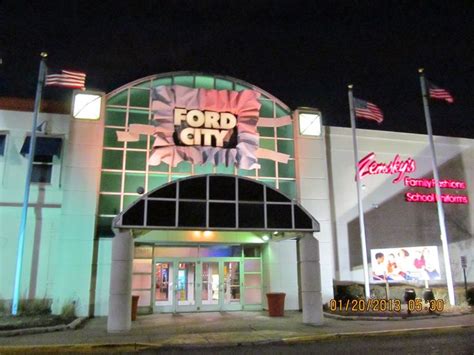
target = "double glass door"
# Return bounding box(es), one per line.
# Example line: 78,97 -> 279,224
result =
154,259 -> 241,312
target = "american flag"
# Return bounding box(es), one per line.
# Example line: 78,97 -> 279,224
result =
45,69 -> 86,89
428,81 -> 454,103
354,98 -> 384,123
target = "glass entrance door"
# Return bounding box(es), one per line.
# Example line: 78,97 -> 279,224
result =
154,258 -> 242,313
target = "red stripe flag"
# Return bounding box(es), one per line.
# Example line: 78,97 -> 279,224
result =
45,69 -> 86,89
354,98 -> 384,123
428,81 -> 454,103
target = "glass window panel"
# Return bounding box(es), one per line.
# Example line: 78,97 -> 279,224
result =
100,172 -> 122,192
238,179 -> 263,201
108,91 -> 128,106
179,177 -> 206,199
105,108 -> 127,126
126,151 -> 146,171
154,247 -> 198,258
122,199 -> 144,226
132,274 -> 151,289
149,163 -> 170,173
173,76 -> 194,87
267,204 -> 292,229
278,180 -> 296,199
177,262 -> 196,305
277,124 -> 294,138
215,78 -> 233,90
133,259 -> 152,273
277,140 -> 294,156
266,186 -> 290,202
127,136 -> 147,149
275,105 -> 290,118
259,100 -> 274,118
199,245 -> 242,257
134,245 -> 153,258
152,77 -> 173,87
102,150 -> 123,170
237,168 -> 255,177
171,174 -> 190,181
172,161 -> 192,173
209,176 -> 235,200
194,163 -> 213,174
147,200 -> 176,227
148,174 -> 169,191
31,164 -> 52,183
224,262 -> 240,303
257,126 -> 274,137
149,182 -> 176,198
134,80 -> 151,89
195,75 -> 214,89
260,138 -> 275,151
98,194 -> 120,215
258,160 -> 275,177
97,216 -> 114,237
124,173 -> 145,193
209,202 -> 236,228
278,160 -> 295,178
128,109 -> 149,124
133,290 -> 151,307
244,246 -> 261,257
238,203 -> 264,228
294,205 -> 314,229
123,195 -> 139,209
235,83 -> 250,91
103,128 -> 123,148
244,274 -> 261,287
155,262 -> 173,304
244,288 -> 261,305
259,178 -> 276,189
178,202 -> 206,227
244,259 -> 261,272
201,262 -> 219,305
216,165 -> 234,174
129,89 -> 150,107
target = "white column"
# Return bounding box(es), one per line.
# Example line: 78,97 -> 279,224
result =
107,229 -> 133,333
298,233 -> 323,325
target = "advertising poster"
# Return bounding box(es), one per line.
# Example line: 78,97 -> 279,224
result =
370,246 -> 441,283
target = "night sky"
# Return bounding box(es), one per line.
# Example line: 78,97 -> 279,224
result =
1,1 -> 473,137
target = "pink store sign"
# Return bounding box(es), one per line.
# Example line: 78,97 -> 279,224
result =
357,152 -> 469,205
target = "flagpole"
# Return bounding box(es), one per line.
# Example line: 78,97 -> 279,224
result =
348,85 -> 371,300
11,52 -> 48,315
418,68 -> 455,306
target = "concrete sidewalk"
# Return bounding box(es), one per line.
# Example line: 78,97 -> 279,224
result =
0,311 -> 473,352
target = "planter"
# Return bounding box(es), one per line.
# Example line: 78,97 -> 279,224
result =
266,292 -> 285,317
131,295 -> 140,321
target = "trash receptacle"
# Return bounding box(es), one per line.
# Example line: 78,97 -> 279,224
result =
131,295 -> 140,321
266,293 -> 285,317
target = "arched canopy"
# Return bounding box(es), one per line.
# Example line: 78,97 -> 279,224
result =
113,174 -> 319,232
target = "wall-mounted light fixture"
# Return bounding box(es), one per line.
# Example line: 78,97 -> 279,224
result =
72,90 -> 104,120
294,107 -> 322,137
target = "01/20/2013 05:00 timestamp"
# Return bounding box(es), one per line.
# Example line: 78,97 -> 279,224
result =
329,298 -> 445,312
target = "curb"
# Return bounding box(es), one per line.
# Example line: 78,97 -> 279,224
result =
0,317 -> 88,337
323,311 -> 470,321
0,324 -> 472,353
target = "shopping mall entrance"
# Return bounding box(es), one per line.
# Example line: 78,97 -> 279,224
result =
108,174 -> 322,333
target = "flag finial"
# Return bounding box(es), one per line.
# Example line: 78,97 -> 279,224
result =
418,68 -> 424,74
348,84 -> 353,89
40,52 -> 48,58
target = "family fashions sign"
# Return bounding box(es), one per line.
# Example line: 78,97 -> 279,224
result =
116,85 -> 291,170
357,152 -> 469,204
370,246 -> 441,283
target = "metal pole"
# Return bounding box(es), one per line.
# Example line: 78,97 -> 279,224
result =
348,85 -> 371,300
418,68 -> 455,306
11,52 -> 48,315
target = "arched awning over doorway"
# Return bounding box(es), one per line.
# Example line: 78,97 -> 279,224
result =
113,174 -> 319,232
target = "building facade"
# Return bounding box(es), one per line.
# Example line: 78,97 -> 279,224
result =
1,72 -> 472,325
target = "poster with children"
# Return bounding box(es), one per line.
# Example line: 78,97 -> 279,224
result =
370,246 -> 441,283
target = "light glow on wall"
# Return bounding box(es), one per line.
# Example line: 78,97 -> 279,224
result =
298,112 -> 322,136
